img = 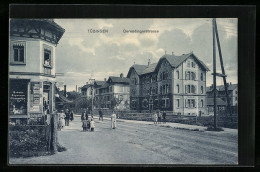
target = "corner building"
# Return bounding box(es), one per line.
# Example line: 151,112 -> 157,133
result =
127,53 -> 209,116
9,19 -> 65,124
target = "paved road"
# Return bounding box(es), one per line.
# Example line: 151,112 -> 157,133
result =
10,115 -> 238,165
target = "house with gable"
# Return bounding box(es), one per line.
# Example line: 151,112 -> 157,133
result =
127,52 -> 209,116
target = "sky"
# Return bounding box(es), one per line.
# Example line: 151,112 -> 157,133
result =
54,18 -> 238,91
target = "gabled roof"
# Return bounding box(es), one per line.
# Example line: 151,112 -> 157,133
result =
207,84 -> 238,92
127,64 -> 148,77
155,52 -> 210,72
141,63 -> 157,75
108,76 -> 130,84
94,81 -> 106,87
127,52 -> 209,78
207,98 -> 227,106
99,82 -> 110,89
81,84 -> 91,90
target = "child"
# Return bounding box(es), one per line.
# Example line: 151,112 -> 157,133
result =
90,118 -> 95,132
82,117 -> 87,132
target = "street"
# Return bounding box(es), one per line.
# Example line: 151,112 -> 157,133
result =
10,115 -> 238,164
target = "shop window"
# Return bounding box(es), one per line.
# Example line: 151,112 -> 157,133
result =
11,42 -> 26,64
9,79 -> 28,115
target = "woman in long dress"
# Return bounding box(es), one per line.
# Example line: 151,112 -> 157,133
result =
61,110 -> 66,128
111,111 -> 117,129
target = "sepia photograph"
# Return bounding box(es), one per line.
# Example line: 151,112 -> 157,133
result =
9,17 -> 239,165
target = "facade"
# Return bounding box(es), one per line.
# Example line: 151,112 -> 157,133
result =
94,74 -> 130,110
9,19 -> 65,124
127,52 -> 209,116
206,83 -> 238,114
207,97 -> 227,115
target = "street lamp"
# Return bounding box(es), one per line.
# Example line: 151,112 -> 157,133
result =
89,78 -> 95,114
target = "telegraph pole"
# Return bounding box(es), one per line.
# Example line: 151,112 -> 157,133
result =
212,18 -> 217,129
213,19 -> 233,121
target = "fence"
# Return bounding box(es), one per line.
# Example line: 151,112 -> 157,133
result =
9,114 -> 59,157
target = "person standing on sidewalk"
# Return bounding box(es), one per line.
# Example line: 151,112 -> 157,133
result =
82,116 -> 87,132
99,109 -> 103,121
162,111 -> 166,124
111,111 -> 117,129
90,118 -> 95,132
158,110 -> 162,124
154,111 -> 158,124
65,109 -> 70,126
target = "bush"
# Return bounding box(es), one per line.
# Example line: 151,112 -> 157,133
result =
206,126 -> 224,131
9,125 -> 49,158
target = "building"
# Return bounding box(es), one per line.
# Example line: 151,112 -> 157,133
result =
127,52 -> 209,116
207,98 -> 227,115
206,83 -> 238,113
94,74 -> 130,109
9,19 -> 65,124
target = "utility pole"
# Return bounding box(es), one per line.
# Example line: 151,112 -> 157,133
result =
213,19 -> 233,121
89,78 -> 95,114
212,18 -> 217,129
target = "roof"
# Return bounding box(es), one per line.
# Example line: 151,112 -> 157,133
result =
207,84 -> 238,92
141,63 -> 157,75
81,84 -> 91,90
99,82 -> 110,89
207,98 -> 227,106
158,53 -> 210,71
58,94 -> 73,103
94,81 -> 106,87
127,52 -> 209,78
108,76 -> 130,84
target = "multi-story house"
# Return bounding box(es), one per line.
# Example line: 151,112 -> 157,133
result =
206,83 -> 238,113
9,19 -> 65,124
127,52 -> 209,116
94,74 -> 130,109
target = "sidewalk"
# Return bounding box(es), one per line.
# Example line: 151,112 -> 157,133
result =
74,114 -> 237,134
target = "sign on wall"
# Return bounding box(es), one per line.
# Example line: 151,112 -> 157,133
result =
30,82 -> 42,112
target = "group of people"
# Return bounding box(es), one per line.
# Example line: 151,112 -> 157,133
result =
153,110 -> 166,124
81,109 -> 117,132
81,109 -> 95,132
58,108 -> 74,130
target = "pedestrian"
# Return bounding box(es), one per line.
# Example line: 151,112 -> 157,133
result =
158,110 -> 162,124
99,109 -> 103,121
111,111 -> 117,129
90,118 -> 95,132
162,111 -> 166,124
60,110 -> 65,128
87,118 -> 91,131
70,110 -> 74,121
153,111 -> 158,124
82,116 -> 87,132
65,109 -> 70,126
58,114 -> 63,131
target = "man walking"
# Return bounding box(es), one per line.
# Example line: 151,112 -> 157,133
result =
162,111 -> 166,124
154,111 -> 158,124
111,111 -> 117,129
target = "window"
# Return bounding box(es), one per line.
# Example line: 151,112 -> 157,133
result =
186,71 -> 190,80
131,100 -> 137,108
177,84 -> 179,93
191,62 -> 196,68
201,86 -> 204,94
109,86 -> 112,92
201,100 -> 204,107
176,71 -> 179,79
11,42 -> 26,64
235,97 -> 237,101
186,99 -> 196,108
176,99 -> 180,108
44,49 -> 51,67
187,61 -> 190,67
201,73 -> 203,81
191,85 -> 196,93
191,72 -> 196,80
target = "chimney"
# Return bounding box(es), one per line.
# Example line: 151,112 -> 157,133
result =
64,85 -> 67,96
120,73 -> 124,78
148,59 -> 150,66
104,78 -> 106,81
